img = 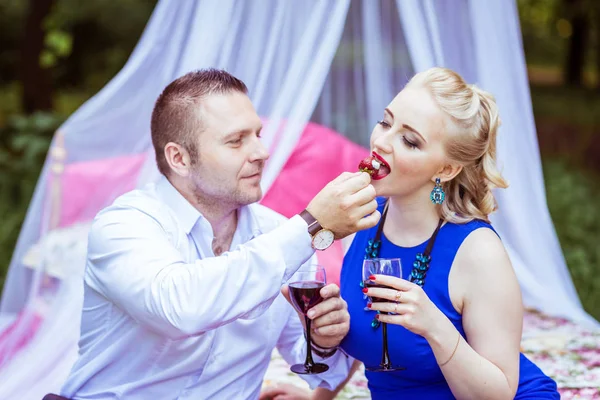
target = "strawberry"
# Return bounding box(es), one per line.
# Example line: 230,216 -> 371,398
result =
358,156 -> 375,175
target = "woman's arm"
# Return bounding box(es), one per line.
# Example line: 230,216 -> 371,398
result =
370,227 -> 522,400
427,228 -> 522,399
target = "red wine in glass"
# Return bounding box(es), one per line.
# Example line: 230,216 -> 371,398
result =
289,281 -> 325,315
288,265 -> 329,375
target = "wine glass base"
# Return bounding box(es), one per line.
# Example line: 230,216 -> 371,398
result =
365,365 -> 406,372
290,363 -> 329,375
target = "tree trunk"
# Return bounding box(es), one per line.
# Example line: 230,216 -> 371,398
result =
20,0 -> 55,113
564,0 -> 589,86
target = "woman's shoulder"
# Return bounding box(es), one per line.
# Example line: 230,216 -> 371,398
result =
443,218 -> 499,244
451,221 -> 509,277
448,221 -> 516,314
448,218 -> 501,253
447,218 -> 494,232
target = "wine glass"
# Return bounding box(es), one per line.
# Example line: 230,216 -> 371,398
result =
287,264 -> 329,374
362,258 -> 405,372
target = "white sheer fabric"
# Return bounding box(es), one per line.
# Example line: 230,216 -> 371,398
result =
0,1 -> 350,397
0,0 -> 594,397
396,0 -> 595,327
312,0 -> 414,148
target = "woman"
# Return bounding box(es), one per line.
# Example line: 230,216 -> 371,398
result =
261,67 -> 559,400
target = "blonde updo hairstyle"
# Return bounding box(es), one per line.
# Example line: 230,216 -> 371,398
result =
407,67 -> 508,224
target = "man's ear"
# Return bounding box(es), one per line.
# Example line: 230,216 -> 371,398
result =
164,142 -> 192,177
434,163 -> 463,183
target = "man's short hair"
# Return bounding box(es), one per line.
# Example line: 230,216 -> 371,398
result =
150,69 -> 248,175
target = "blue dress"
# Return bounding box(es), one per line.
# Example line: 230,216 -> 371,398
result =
340,200 -> 559,399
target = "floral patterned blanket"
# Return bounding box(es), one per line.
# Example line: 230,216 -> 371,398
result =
263,310 -> 600,399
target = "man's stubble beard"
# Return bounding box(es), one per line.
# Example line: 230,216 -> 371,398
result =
189,167 -> 260,212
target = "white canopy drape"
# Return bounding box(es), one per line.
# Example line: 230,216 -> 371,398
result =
0,0 -> 593,397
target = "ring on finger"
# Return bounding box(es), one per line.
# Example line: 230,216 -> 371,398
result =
394,290 -> 402,302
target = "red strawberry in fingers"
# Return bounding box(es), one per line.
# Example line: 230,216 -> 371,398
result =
358,156 -> 380,175
358,152 -> 390,180
358,157 -> 374,175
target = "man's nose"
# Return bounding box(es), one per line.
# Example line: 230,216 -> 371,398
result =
250,139 -> 270,162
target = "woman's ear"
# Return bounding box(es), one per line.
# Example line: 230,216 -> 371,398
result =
435,163 -> 463,183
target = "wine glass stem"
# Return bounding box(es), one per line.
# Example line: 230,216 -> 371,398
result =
381,322 -> 392,368
304,316 -> 315,369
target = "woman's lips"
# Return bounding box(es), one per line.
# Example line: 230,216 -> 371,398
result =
372,152 -> 390,168
371,152 -> 391,180
358,153 -> 391,180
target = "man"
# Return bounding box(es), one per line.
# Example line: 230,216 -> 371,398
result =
59,69 -> 379,399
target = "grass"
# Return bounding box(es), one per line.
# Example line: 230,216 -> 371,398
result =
543,159 -> 600,320
528,79 -> 600,320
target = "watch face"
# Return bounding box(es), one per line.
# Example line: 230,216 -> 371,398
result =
313,229 -> 335,250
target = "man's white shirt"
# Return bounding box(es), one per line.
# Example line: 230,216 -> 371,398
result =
61,176 -> 351,399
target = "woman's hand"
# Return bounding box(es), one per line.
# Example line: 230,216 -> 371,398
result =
364,274 -> 447,339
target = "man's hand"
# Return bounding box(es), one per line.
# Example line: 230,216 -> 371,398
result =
282,283 -> 349,349
306,171 -> 379,239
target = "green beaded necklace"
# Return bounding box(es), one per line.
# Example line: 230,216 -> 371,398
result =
362,200 -> 444,329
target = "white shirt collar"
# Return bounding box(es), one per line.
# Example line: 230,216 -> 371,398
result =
155,175 -> 201,235
155,175 -> 262,243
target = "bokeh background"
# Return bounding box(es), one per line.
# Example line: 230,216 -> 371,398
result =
0,0 -> 599,319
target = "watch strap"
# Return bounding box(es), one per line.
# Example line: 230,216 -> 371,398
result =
311,343 -> 338,359
299,209 -> 322,236
303,331 -> 339,359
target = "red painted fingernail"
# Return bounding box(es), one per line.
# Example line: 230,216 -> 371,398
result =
369,275 -> 376,281
367,303 -> 372,309
362,288 -> 368,294
375,314 -> 380,320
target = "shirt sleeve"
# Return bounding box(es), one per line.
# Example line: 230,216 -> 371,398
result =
84,205 -> 315,339
275,256 -> 353,391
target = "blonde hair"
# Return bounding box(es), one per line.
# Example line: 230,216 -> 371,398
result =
408,67 -> 508,224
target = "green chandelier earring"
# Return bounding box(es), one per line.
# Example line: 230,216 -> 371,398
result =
430,178 -> 445,204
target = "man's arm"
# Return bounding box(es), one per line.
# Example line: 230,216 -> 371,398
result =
87,171 -> 379,340
86,207 -> 313,339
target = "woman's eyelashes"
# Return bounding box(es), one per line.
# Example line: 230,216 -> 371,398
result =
402,136 -> 418,149
377,119 -> 391,129
377,119 -> 418,149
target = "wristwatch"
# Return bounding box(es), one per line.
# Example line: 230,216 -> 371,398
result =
299,209 -> 335,251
